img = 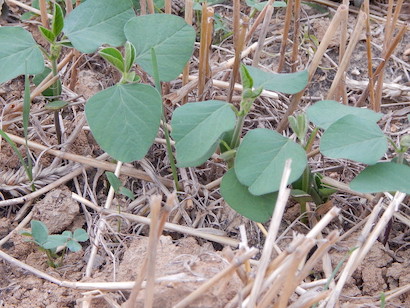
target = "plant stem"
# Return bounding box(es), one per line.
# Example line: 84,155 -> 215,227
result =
51,57 -> 62,144
150,48 -> 180,190
230,114 -> 245,150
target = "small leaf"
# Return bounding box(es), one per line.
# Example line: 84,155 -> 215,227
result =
33,67 -> 62,97
240,64 -> 253,90
0,27 -> 44,82
171,100 -> 236,167
125,14 -> 195,81
66,240 -> 82,252
245,66 -> 308,94
39,26 -> 56,43
320,115 -> 387,165
125,41 -> 136,72
350,162 -> 410,194
99,47 -> 125,72
31,220 -> 49,245
52,3 -> 64,37
43,234 -> 70,250
235,128 -> 307,195
307,100 -> 382,129
63,0 -> 135,53
85,83 -> 162,162
73,229 -> 89,242
119,187 -> 135,200
106,171 -> 122,192
221,169 -> 278,223
45,100 -> 68,110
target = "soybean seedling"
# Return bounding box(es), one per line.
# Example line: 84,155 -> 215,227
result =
21,220 -> 88,268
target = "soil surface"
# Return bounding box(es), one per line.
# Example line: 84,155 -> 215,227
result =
0,1 -> 410,307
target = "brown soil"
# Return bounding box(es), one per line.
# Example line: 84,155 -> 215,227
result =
1,1 -> 410,307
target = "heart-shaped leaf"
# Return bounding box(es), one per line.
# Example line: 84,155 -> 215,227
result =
0,27 -> 44,83
125,14 -> 195,81
245,66 -> 308,94
235,128 -> 307,195
221,169 -> 278,223
64,0 -> 135,53
350,162 -> 410,194
307,100 -> 382,129
85,83 -> 162,162
172,100 -> 236,167
320,114 -> 387,165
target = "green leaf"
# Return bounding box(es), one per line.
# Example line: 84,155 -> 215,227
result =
63,0 -> 135,53
85,83 -> 162,162
245,66 -> 308,94
99,47 -> 125,72
66,240 -> 82,252
221,169 -> 278,223
45,100 -> 68,110
125,14 -> 195,81
73,228 -> 89,242
240,64 -> 253,90
119,187 -> 135,200
31,220 -> 49,245
32,67 -> 62,97
52,3 -> 64,37
39,26 -> 56,43
43,234 -> 70,250
106,171 -> 122,192
124,41 -> 136,72
235,128 -> 307,195
350,162 -> 410,194
171,100 -> 236,167
320,115 -> 387,165
0,27 -> 44,83
307,100 -> 382,129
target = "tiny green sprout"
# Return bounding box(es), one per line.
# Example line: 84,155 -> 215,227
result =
289,113 -> 308,146
21,220 -> 88,268
106,172 -> 135,200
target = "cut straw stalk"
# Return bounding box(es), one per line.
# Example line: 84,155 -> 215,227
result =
277,0 -> 294,72
252,0 -> 275,67
197,4 -> 214,98
2,132 -> 174,190
327,10 -> 367,100
277,4 -> 348,132
72,193 -> 240,247
326,192 -> 406,307
290,0 -> 301,72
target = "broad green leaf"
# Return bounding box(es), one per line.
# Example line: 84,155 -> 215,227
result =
235,128 -> 307,195
31,220 -> 49,245
221,169 -> 278,223
85,83 -> 162,162
33,67 -> 62,97
125,14 -> 195,81
320,115 -> 387,165
0,27 -> 44,83
44,234 -> 70,250
245,66 -> 308,94
246,0 -> 286,10
307,100 -> 382,129
99,47 -> 124,72
350,162 -> 410,194
66,240 -> 82,252
73,229 -> 89,242
52,3 -> 64,37
171,100 -> 236,167
63,0 -> 135,53
39,26 -> 56,43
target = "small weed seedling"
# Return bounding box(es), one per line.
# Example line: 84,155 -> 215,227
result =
21,220 -> 88,268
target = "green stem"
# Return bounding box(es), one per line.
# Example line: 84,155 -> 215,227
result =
51,56 -> 63,144
230,115 -> 245,149
150,48 -> 180,190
